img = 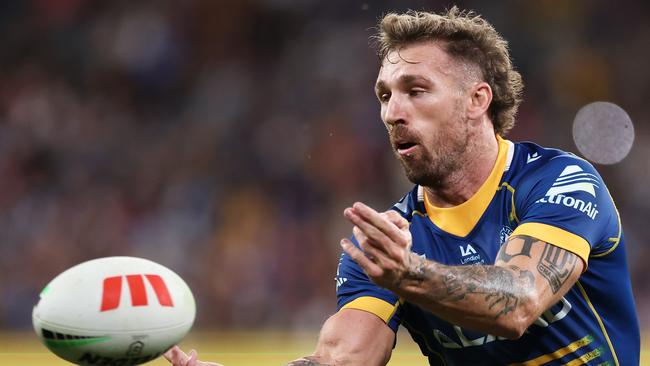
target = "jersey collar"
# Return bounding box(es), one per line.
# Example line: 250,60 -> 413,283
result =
422,135 -> 512,237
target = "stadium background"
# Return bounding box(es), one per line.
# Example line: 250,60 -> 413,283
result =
0,0 -> 647,364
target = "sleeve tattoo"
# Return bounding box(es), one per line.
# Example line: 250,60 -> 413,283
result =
398,236 -> 579,323
405,253 -> 535,319
536,243 -> 578,293
439,264 -> 535,319
498,235 -> 579,294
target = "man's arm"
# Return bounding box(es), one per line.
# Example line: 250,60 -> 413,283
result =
288,308 -> 394,366
341,202 -> 584,339
164,308 -> 394,366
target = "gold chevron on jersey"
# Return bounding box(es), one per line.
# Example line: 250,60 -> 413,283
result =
546,165 -> 600,197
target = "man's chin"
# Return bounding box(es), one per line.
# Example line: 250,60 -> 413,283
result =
403,168 -> 430,186
398,156 -> 439,185
402,163 -> 446,187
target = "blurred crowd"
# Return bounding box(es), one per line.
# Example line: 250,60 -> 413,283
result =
0,0 -> 648,331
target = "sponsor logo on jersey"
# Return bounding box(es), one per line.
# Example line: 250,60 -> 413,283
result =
335,255 -> 348,290
526,152 -> 541,164
499,226 -> 513,246
534,165 -> 599,220
459,244 -> 484,265
335,276 -> 347,289
459,244 -> 477,257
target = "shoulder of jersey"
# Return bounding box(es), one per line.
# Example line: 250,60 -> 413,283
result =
390,185 -> 424,221
509,141 -> 595,176
508,140 -> 604,194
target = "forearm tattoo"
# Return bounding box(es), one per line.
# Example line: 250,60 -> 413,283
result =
399,235 -> 577,320
438,264 -> 535,319
403,253 -> 428,285
402,246 -> 535,319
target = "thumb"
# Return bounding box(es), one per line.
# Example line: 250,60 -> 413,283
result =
187,350 -> 198,366
187,349 -> 224,366
163,346 -> 188,365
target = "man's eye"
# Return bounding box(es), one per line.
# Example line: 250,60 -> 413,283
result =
379,93 -> 390,102
409,89 -> 425,97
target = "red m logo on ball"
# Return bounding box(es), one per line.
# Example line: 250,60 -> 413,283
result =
100,274 -> 174,311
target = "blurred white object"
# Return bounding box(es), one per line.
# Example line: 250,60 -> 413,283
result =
572,101 -> 635,165
33,256 -> 195,366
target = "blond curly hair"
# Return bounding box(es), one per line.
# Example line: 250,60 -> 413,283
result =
374,7 -> 524,135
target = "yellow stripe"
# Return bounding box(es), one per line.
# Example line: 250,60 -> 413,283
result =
592,238 -> 619,258
511,222 -> 590,268
500,182 -> 519,223
576,281 -> 620,366
591,201 -> 621,258
591,183 -> 622,258
412,210 -> 427,217
509,335 -> 593,366
424,136 -> 509,237
562,347 -> 604,366
340,296 -> 399,323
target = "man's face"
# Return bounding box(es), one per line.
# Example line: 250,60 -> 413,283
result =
375,42 -> 473,188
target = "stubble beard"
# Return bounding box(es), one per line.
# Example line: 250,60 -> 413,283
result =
397,118 -> 471,189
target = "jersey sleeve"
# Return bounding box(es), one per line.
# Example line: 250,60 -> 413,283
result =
511,155 -> 620,268
335,235 -> 402,332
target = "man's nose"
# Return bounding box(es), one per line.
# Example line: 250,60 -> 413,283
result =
383,95 -> 407,127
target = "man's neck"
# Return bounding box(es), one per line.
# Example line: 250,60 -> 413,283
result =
424,133 -> 499,208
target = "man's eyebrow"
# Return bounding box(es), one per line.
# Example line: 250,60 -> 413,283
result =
375,74 -> 431,93
374,80 -> 386,94
399,74 -> 430,84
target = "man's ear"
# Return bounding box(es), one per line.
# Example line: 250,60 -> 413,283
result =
467,82 -> 493,120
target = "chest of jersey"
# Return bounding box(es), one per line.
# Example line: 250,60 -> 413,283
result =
400,185 -> 626,365
409,186 -> 516,267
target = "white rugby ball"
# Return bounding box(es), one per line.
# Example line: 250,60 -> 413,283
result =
33,256 -> 196,366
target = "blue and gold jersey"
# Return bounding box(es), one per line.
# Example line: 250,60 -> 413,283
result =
336,137 -> 639,365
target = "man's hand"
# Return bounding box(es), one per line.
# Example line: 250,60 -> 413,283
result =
285,358 -> 331,365
163,346 -> 333,366
341,202 -> 422,290
163,346 -> 223,366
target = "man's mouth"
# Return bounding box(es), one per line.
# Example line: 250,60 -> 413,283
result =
396,142 -> 418,155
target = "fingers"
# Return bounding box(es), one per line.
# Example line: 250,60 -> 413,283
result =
164,346 -> 189,365
352,225 -> 367,246
351,224 -> 400,267
342,202 -> 415,287
345,203 -> 409,247
344,204 -> 410,263
188,350 -> 198,366
163,347 -> 224,366
351,225 -> 396,264
383,210 -> 412,252
341,238 -> 383,278
189,350 -> 224,366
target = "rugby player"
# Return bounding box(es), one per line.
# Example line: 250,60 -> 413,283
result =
166,7 -> 639,366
